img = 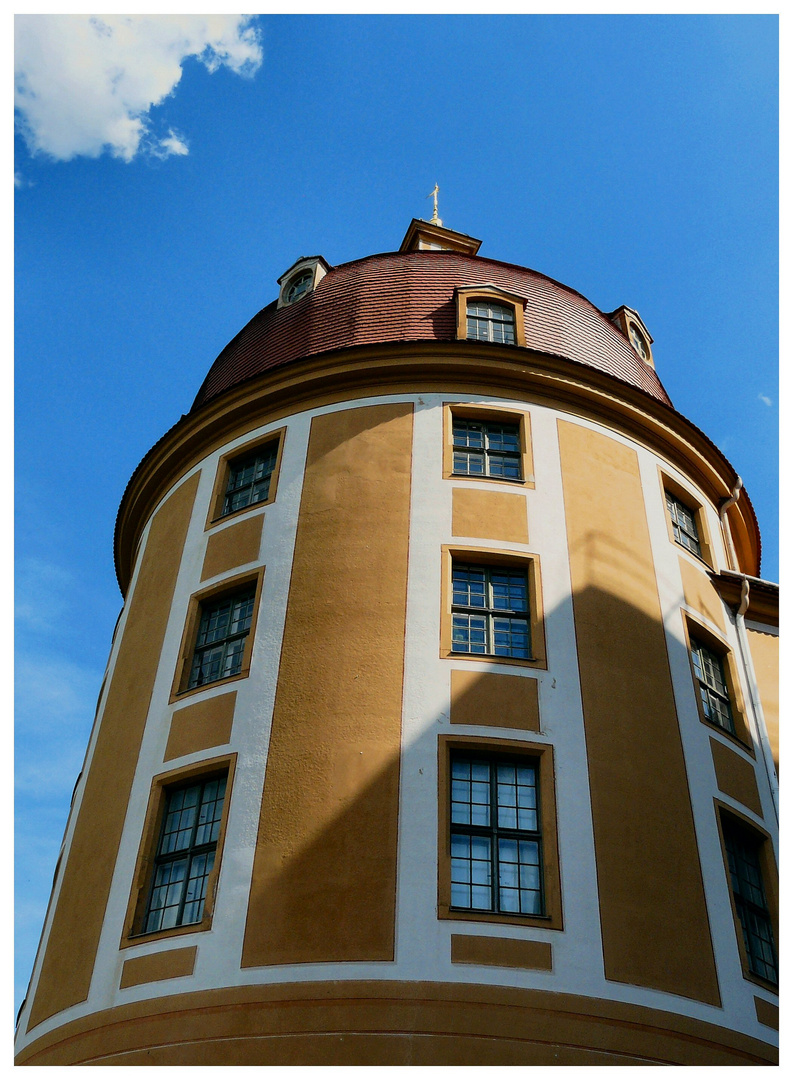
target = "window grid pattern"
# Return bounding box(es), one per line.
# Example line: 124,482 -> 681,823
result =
666,491 -> 702,557
452,419 -> 521,480
188,590 -> 255,689
452,563 -> 530,659
285,269 -> 313,303
691,638 -> 735,734
450,756 -> 542,916
144,776 -> 227,933
466,301 -> 516,345
223,444 -> 278,516
724,825 -> 777,984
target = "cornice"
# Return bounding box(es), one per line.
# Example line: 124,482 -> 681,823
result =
709,571 -> 779,627
114,341 -> 761,594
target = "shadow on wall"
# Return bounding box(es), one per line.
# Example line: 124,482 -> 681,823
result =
239,543 -> 724,1008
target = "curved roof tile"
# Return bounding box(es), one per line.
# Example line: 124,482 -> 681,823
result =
192,251 -> 672,409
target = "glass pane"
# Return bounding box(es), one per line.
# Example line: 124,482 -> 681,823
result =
453,449 -> 485,475
145,858 -> 187,932
451,833 -> 492,910
160,785 -> 200,854
487,453 -> 521,479
452,614 -> 487,654
452,421 -> 484,449
451,759 -> 491,827
490,572 -> 528,612
195,777 -> 227,845
453,566 -> 487,608
492,617 -> 530,658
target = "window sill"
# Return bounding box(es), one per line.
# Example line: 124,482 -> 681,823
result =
449,471 -> 534,489
742,969 -> 779,995
443,649 -> 546,671
701,716 -> 756,759
674,541 -> 716,574
170,669 -> 249,705
121,917 -> 211,950
441,907 -> 561,931
206,502 -> 270,532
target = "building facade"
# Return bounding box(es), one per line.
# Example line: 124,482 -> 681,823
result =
16,219 -> 779,1065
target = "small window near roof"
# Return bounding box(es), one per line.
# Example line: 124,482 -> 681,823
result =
690,637 -> 735,735
284,269 -> 313,304
453,419 -> 521,480
188,589 -> 255,690
466,300 -> 516,345
665,490 -> 701,557
223,444 -> 278,517
629,323 -> 650,361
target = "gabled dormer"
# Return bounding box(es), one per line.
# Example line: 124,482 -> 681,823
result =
277,256 -> 331,309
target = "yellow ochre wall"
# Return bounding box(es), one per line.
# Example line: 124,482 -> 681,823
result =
15,981 -> 777,1066
557,420 -> 720,1004
747,629 -> 779,772
27,473 -> 201,1030
241,403 -> 414,966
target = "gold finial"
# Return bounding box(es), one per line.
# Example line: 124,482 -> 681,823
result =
426,183 -> 442,227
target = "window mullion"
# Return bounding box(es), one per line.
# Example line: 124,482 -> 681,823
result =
175,781 -> 204,927
485,569 -> 494,656
490,763 -> 499,913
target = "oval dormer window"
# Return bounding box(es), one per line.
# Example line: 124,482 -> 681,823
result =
629,323 -> 649,361
284,269 -> 314,304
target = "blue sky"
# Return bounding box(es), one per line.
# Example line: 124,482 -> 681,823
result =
14,14 -> 778,1013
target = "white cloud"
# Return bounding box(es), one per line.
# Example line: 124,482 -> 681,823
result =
154,129 -> 190,158
14,14 -> 262,163
758,393 -> 773,407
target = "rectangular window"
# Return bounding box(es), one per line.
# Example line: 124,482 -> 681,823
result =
188,588 -> 255,689
722,819 -> 777,984
691,637 -> 735,735
452,563 -> 530,659
466,300 -> 516,345
207,428 -> 285,527
666,490 -> 702,557
222,443 -> 278,517
144,774 -> 227,933
452,419 -> 522,480
450,753 -> 543,916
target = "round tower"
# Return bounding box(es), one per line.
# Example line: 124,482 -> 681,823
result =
15,218 -> 778,1065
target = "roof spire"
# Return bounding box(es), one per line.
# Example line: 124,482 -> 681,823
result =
427,183 -> 443,227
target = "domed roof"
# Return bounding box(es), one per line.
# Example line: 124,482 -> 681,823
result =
192,250 -> 672,410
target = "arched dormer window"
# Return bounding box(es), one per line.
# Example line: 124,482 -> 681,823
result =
608,305 -> 655,368
284,269 -> 313,304
276,256 -> 330,309
467,300 -> 516,344
455,285 -> 527,348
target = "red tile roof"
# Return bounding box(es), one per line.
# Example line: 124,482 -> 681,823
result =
192,251 -> 672,409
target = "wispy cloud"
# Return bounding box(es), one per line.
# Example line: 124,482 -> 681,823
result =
758,393 -> 773,407
15,654 -> 100,742
15,557 -> 74,634
14,15 -> 262,163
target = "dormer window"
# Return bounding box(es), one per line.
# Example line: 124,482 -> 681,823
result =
608,305 -> 654,367
276,256 -> 330,309
284,270 -> 313,304
455,286 -> 526,348
629,323 -> 649,361
467,300 -> 516,345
